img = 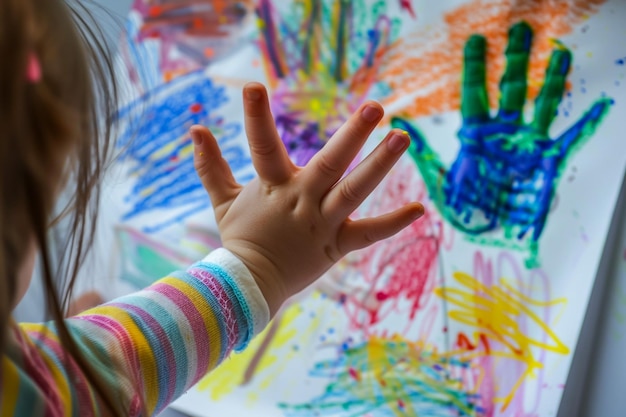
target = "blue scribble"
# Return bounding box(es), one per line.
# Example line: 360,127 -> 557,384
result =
116,70 -> 252,233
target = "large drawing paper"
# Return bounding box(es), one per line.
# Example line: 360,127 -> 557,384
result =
106,1 -> 626,416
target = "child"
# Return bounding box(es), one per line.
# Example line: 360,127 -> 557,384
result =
0,1 -> 423,416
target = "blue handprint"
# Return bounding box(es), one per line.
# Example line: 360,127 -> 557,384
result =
392,22 -> 612,267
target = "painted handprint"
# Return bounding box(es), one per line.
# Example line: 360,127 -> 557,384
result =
392,22 -> 612,266
256,0 -> 398,165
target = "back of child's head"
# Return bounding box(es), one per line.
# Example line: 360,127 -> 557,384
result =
0,0 -> 124,413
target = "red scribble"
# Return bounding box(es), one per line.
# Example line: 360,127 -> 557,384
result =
189,103 -> 203,113
331,159 -> 442,335
457,332 -> 474,350
348,367 -> 361,382
456,332 -> 491,354
399,0 -> 417,19
397,398 -> 405,409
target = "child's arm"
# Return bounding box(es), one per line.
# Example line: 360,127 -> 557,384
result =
12,83 -> 423,416
15,249 -> 268,416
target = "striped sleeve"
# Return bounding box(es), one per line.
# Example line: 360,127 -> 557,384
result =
17,248 -> 270,416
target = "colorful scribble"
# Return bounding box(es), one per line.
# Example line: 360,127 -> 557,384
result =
380,0 -> 607,118
129,0 -> 253,80
110,2 -> 619,417
256,0 -> 399,165
116,71 -> 252,232
281,335 -> 480,417
392,23 -> 612,266
436,251 -> 569,412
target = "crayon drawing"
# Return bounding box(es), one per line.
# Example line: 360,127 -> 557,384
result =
115,70 -> 251,233
106,1 -> 626,416
256,0 -> 399,164
126,0 -> 254,82
116,7 -> 254,234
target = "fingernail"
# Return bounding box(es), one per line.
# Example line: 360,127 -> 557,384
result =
387,132 -> 409,153
412,204 -> 425,219
246,88 -> 262,101
361,104 -> 383,123
191,130 -> 203,145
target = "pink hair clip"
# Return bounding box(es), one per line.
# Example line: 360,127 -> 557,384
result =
26,53 -> 42,83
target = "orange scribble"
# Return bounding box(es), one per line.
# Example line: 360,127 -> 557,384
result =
381,0 -> 606,119
457,332 -> 491,354
163,69 -> 190,83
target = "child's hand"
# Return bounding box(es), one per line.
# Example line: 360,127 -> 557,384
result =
190,82 -> 424,316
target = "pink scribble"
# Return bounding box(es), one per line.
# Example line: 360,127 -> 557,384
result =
326,158 -> 442,335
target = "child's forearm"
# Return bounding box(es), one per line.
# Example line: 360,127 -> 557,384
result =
18,248 -> 268,416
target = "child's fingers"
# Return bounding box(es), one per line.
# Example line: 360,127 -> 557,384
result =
338,203 -> 425,253
191,125 -> 241,211
301,101 -> 383,196
322,130 -> 409,221
243,82 -> 295,185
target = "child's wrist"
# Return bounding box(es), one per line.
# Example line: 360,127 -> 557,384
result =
202,248 -> 271,335
220,244 -> 288,318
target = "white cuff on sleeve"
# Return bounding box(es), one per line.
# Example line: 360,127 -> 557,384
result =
202,248 -> 270,337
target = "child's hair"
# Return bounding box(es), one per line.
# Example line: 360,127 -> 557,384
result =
1,0 -> 122,413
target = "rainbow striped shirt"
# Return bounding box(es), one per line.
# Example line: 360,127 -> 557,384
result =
1,248 -> 270,416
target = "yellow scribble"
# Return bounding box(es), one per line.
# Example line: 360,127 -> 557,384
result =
435,272 -> 569,410
196,294 -> 322,400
